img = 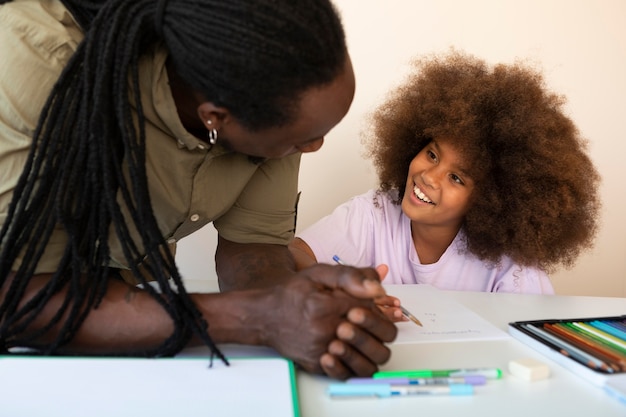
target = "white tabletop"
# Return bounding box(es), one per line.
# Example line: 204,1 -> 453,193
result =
296,286 -> 626,417
180,280 -> 626,416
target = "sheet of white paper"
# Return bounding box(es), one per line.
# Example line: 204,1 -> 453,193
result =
0,356 -> 298,417
384,285 -> 510,344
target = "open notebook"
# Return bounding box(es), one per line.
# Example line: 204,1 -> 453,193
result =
0,356 -> 300,417
384,284 -> 510,344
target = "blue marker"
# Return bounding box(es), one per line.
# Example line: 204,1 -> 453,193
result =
327,383 -> 474,398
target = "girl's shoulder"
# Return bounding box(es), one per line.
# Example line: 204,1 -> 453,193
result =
357,189 -> 403,216
365,188 -> 401,207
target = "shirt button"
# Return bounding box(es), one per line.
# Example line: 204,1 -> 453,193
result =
190,214 -> 200,222
197,144 -> 206,150
167,238 -> 176,244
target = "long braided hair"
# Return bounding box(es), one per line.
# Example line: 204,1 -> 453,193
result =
0,0 -> 347,358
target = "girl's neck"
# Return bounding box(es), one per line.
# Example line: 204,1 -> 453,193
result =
410,222 -> 461,265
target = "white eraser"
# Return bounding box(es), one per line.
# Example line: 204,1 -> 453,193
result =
508,358 -> 550,381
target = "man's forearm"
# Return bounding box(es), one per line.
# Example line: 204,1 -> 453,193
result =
2,265 -> 397,378
215,236 -> 297,291
1,272 -> 269,354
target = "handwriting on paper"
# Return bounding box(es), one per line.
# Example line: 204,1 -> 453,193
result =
384,285 -> 510,344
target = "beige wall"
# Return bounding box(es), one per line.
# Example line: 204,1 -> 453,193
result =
177,0 -> 626,297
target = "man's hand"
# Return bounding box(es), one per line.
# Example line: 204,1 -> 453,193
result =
258,264 -> 397,379
288,239 -> 405,323
215,238 -> 397,378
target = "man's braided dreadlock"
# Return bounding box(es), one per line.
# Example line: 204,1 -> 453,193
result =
0,0 -> 347,358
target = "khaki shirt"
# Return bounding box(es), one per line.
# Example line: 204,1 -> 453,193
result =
0,0 -> 300,277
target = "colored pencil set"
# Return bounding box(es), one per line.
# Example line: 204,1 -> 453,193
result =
511,316 -> 626,374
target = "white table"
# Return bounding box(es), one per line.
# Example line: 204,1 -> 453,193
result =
294,286 -> 626,417
181,280 -> 625,416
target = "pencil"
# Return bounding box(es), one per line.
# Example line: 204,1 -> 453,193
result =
545,323 -> 625,372
600,320 -> 626,336
522,324 -> 616,373
572,322 -> 626,351
400,306 -> 423,327
522,326 -> 593,369
565,323 -> 626,355
332,255 -> 422,327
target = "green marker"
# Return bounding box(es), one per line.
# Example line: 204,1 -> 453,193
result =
374,367 -> 502,380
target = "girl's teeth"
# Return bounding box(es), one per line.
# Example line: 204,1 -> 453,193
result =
413,186 -> 432,203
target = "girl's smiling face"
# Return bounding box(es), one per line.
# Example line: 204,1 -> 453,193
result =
401,137 -> 476,233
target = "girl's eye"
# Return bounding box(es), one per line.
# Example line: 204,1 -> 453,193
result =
451,174 -> 464,185
427,150 -> 437,161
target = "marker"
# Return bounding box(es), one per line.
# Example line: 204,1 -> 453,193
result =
373,367 -> 502,380
348,375 -> 487,386
332,255 -> 422,327
328,383 -> 474,398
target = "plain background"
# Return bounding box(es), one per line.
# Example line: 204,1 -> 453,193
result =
177,0 -> 626,297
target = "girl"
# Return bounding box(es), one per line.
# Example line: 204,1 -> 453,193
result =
291,51 -> 600,297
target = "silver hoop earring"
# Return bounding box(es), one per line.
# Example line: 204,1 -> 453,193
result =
207,128 -> 218,145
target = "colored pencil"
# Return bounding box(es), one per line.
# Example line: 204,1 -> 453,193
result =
520,326 -> 592,368
565,323 -> 626,356
545,323 -> 625,372
522,324 -> 615,373
572,321 -> 626,351
589,320 -> 626,342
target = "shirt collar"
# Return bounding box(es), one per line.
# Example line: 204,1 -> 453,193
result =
148,47 -> 229,155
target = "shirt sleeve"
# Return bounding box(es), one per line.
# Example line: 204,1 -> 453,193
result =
492,264 -> 555,295
213,152 -> 302,246
0,1 -> 81,274
296,192 -> 377,267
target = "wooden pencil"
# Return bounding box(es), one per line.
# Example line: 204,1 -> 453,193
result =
544,323 -> 624,372
522,324 -> 616,373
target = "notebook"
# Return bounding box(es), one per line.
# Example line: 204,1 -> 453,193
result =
0,356 -> 300,417
384,284 -> 510,344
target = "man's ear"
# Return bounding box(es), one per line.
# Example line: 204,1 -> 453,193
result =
197,102 -> 231,130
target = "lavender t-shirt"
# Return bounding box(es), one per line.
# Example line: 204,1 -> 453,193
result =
298,190 -> 554,294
